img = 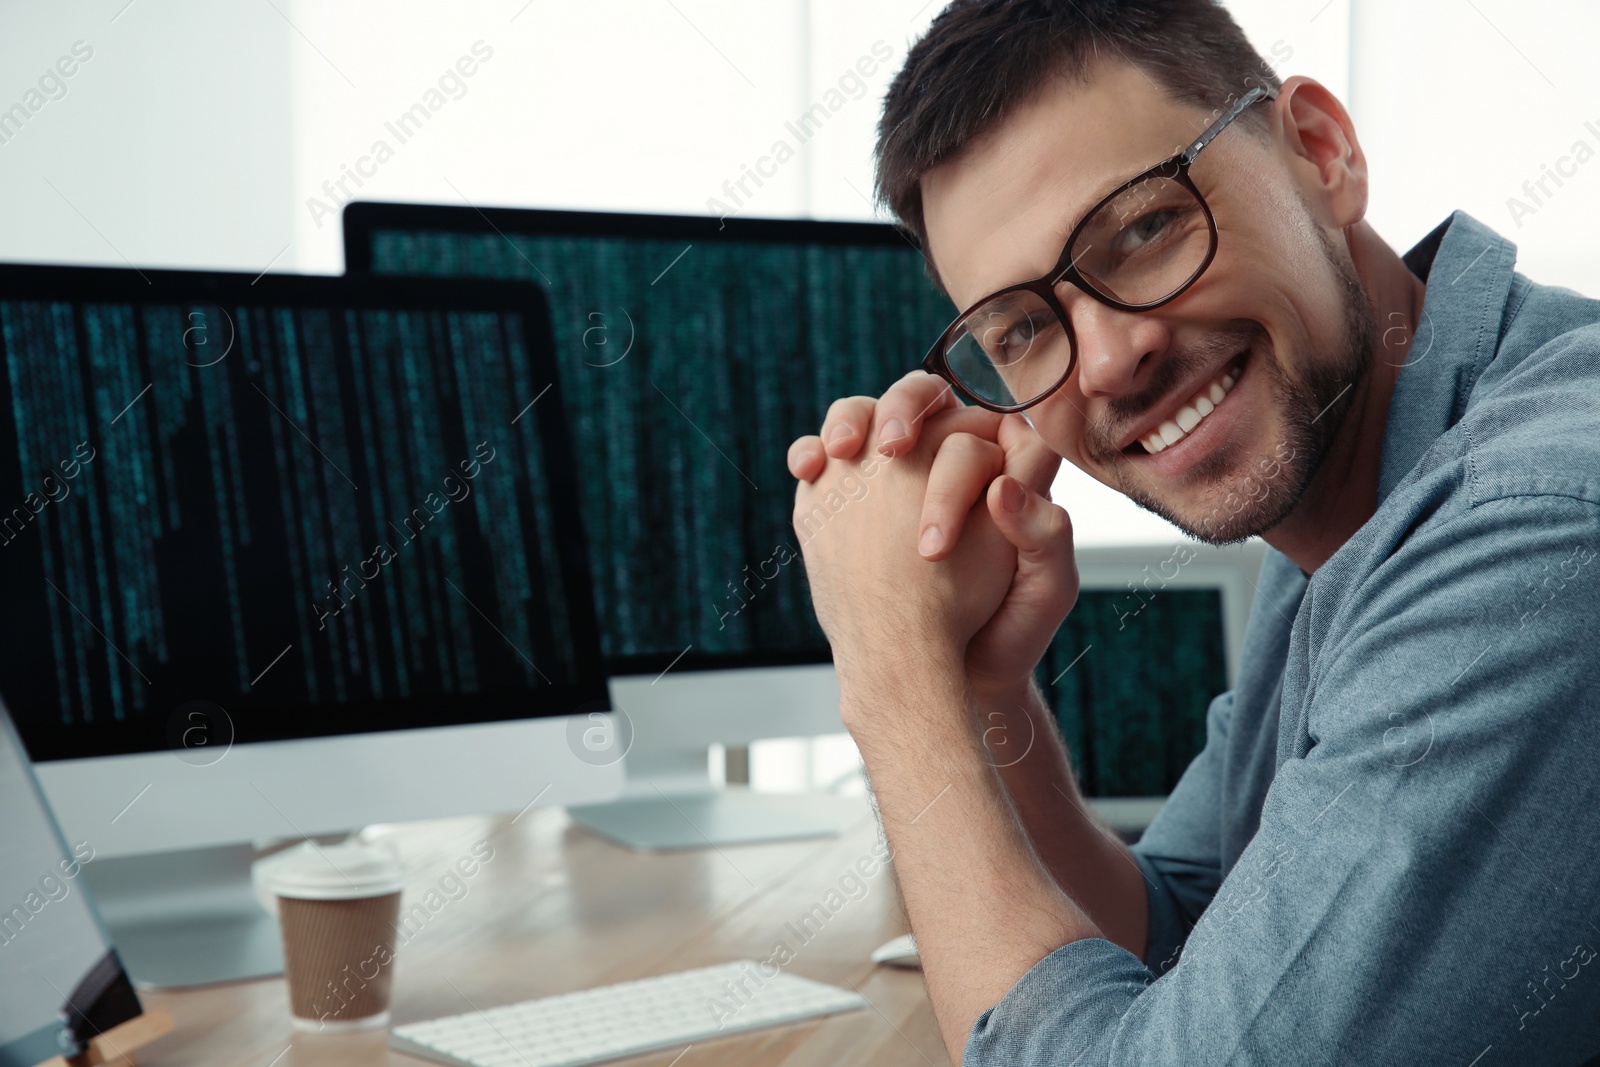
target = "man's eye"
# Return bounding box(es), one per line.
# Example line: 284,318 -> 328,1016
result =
1002,317 -> 1038,349
983,314 -> 1045,365
1116,209 -> 1175,255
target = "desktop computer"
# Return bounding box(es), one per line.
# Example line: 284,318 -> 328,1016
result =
0,264 -> 623,986
1037,540 -> 1263,834
340,203 -> 1255,846
342,202 -> 959,848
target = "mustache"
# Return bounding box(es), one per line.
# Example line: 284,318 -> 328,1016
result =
1088,326 -> 1262,457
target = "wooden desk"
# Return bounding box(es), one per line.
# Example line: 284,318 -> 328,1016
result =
137,792 -> 951,1067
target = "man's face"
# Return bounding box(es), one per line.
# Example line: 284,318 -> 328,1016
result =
921,61 -> 1373,543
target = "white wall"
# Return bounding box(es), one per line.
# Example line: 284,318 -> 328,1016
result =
284,1 -> 812,267
0,2 -> 294,273
1350,0 -> 1600,293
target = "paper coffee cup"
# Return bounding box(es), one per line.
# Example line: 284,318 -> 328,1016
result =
262,840 -> 404,1032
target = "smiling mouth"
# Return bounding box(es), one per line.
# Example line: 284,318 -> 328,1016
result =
1124,352 -> 1248,456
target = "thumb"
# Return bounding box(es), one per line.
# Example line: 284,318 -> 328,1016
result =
987,474 -> 1075,570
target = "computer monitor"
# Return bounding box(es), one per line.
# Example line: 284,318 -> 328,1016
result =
1035,540 -> 1263,836
342,203 -> 962,847
341,203 -> 1258,846
0,264 -> 623,985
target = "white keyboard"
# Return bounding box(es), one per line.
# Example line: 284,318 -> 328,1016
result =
389,961 -> 868,1067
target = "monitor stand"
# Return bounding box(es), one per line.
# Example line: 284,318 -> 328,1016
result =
567,746 -> 840,851
81,842 -> 298,989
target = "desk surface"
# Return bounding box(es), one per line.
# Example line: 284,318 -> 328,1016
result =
138,792 -> 951,1067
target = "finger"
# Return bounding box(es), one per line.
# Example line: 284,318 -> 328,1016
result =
987,474 -> 1077,588
872,403 -> 1005,463
818,396 -> 879,459
996,413 -> 1062,497
918,432 -> 1006,559
786,434 -> 826,483
874,371 -> 962,458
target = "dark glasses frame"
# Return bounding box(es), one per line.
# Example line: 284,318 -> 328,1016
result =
921,85 -> 1280,414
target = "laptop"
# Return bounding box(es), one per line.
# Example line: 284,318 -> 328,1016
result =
0,695 -> 146,1067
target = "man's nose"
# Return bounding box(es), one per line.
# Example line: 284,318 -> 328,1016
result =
1061,285 -> 1169,399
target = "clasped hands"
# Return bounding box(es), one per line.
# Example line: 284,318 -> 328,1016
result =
787,371 -> 1080,711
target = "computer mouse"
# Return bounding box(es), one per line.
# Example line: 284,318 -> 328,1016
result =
870,933 -> 921,969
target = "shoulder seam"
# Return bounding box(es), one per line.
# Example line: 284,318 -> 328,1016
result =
1500,273 -> 1533,337
1461,418 -> 1482,506
1466,488 -> 1600,512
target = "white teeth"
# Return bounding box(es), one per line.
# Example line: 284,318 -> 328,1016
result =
1136,359 -> 1244,455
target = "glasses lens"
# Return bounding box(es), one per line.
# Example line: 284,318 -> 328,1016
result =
1071,170 -> 1213,306
942,288 -> 1072,408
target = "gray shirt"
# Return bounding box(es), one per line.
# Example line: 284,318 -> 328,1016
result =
965,211 -> 1600,1065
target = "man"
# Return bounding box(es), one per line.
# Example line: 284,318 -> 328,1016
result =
787,1 -> 1600,1063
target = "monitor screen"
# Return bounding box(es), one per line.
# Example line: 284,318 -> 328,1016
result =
1038,588 -> 1227,797
343,204 -> 1227,796
344,204 -> 954,675
0,266 -> 608,763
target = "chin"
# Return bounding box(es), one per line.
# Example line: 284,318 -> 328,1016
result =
1180,476 -> 1303,545
1108,337 -> 1358,544
1117,417 -> 1313,545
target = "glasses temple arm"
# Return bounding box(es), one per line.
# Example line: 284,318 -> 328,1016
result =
1180,85 -> 1279,165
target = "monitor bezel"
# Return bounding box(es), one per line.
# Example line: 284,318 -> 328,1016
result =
0,263 -> 612,763
341,201 -> 930,275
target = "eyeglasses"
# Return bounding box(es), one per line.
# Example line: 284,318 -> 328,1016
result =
921,85 -> 1278,413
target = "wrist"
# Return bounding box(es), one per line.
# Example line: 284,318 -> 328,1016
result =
833,629 -> 964,692
969,676 -> 1047,770
967,669 -> 1039,712
837,652 -> 969,734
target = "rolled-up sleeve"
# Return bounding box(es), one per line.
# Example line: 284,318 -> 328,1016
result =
965,493 -> 1600,1066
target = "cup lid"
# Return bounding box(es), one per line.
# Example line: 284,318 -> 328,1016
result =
260,840 -> 404,901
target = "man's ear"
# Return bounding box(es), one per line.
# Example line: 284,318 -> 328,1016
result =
1273,75 -> 1367,229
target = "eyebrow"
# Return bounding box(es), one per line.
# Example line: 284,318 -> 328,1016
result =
983,292 -> 1042,316
1048,172 -> 1125,248
966,170 -> 1118,302
1049,143 -> 1185,248
961,134 -> 1186,307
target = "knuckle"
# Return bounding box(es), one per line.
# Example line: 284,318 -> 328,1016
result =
824,396 -> 871,425
939,431 -> 1001,465
1023,498 -> 1073,547
1045,504 -> 1073,540
787,435 -> 821,463
888,373 -> 950,412
935,429 -> 973,452
929,407 -> 1002,445
1006,432 -> 1050,461
922,480 -> 976,516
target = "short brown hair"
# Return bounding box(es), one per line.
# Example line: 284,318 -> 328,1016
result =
875,0 -> 1281,291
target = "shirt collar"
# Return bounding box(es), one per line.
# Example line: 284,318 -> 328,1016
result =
1377,211 -> 1518,501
